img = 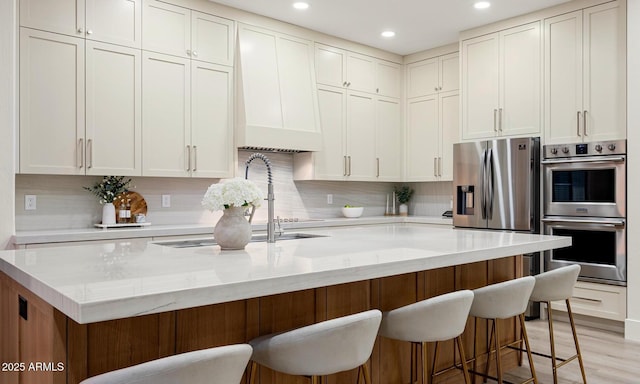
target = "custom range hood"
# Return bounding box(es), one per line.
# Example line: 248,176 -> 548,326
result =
236,23 -> 322,152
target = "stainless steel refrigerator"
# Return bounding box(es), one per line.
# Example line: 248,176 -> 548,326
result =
453,137 -> 540,232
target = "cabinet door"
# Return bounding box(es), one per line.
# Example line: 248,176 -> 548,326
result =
315,43 -> 347,88
142,52 -> 191,177
375,97 -> 402,180
85,41 -> 141,176
439,91 -> 460,181
19,28 -> 85,175
439,52 -> 460,93
191,11 -> 234,66
407,58 -> 438,98
375,60 -> 401,98
500,22 -> 541,137
461,33 -> 499,140
191,62 -> 234,178
315,85 -> 347,179
346,91 -> 376,179
143,0 -> 191,58
582,2 -> 626,142
85,0 -> 141,48
406,95 -> 439,181
346,52 -> 376,94
19,0 -> 84,38
544,11 -> 584,144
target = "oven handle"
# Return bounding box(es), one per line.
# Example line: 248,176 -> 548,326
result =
542,217 -> 625,227
542,156 -> 625,165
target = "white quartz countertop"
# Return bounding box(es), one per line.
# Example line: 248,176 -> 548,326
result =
0,223 -> 570,324
12,215 -> 452,245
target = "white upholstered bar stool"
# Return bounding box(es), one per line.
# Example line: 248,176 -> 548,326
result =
528,264 -> 587,384
79,344 -> 252,384
248,309 -> 382,384
469,276 -> 537,384
378,290 -> 474,384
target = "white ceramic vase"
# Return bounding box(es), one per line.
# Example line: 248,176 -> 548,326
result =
102,202 -> 116,225
398,203 -> 409,216
214,206 -> 252,250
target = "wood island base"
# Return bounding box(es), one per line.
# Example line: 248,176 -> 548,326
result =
1,256 -> 523,384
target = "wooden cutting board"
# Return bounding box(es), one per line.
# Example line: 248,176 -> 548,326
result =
113,191 -> 147,217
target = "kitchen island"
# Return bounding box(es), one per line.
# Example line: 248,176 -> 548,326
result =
0,223 -> 570,384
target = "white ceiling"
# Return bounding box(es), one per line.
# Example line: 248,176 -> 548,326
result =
211,0 -> 570,55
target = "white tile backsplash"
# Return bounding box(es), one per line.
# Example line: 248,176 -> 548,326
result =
15,151 -> 453,231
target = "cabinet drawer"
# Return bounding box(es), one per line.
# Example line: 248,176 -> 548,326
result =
550,281 -> 626,321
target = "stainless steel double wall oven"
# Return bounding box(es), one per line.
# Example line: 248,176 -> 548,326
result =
542,140 -> 626,285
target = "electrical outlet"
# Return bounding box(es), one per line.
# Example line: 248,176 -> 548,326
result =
161,194 -> 171,208
327,194 -> 333,204
25,195 -> 37,210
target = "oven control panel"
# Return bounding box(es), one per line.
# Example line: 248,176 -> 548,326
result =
543,139 -> 626,158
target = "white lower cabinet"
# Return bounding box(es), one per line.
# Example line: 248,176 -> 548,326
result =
293,86 -> 401,181
550,281 -> 626,322
142,52 -> 233,178
20,28 -> 142,176
406,91 -> 459,181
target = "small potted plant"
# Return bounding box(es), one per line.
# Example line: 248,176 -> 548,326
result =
395,186 -> 414,216
84,176 -> 132,225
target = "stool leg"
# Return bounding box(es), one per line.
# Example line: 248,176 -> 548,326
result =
520,313 -> 538,384
484,319 -> 496,383
494,319 -> 504,384
362,361 -> 372,384
411,342 -> 418,384
422,342 -> 429,384
456,336 -> 472,384
546,301 -> 559,384
430,341 -> 440,384
567,299 -> 587,384
472,317 -> 478,383
248,361 -> 258,384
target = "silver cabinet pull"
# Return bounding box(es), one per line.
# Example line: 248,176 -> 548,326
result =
343,155 -> 347,176
577,111 -> 581,136
87,139 -> 93,168
347,156 -> 352,176
493,109 -> 497,132
583,110 -> 588,136
434,157 -> 437,177
186,145 -> 191,171
193,145 -> 197,171
376,157 -> 380,177
78,138 -> 84,168
498,108 -> 503,132
573,296 -> 602,303
438,157 -> 442,176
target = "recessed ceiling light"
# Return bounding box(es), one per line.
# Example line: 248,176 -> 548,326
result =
293,2 -> 309,10
474,1 -> 491,9
381,30 -> 396,38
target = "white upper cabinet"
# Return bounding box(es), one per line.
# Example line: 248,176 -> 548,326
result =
19,0 -> 141,48
544,1 -> 625,144
375,96 -> 402,181
461,21 -> 541,140
407,52 -> 459,98
143,0 -> 233,66
315,43 -> 401,98
237,24 -> 321,151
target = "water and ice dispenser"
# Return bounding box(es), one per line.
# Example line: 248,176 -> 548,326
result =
456,185 -> 474,215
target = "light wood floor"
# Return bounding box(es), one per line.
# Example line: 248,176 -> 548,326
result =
500,319 -> 640,384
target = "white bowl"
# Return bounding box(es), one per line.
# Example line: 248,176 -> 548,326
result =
342,206 -> 364,218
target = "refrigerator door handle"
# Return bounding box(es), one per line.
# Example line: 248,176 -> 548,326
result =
481,149 -> 487,220
487,148 -> 494,220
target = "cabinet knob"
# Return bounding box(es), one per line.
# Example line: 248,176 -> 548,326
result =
376,88 -> 379,93
192,51 -> 198,57
347,82 -> 351,87
86,29 -> 93,35
434,87 -> 438,91
77,28 -> 83,34
186,49 -> 192,56
343,81 -> 347,86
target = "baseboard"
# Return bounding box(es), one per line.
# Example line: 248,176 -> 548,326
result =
624,318 -> 640,341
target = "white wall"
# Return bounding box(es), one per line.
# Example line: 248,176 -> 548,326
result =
625,0 -> 640,341
0,0 -> 16,249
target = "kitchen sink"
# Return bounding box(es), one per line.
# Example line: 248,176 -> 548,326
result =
154,233 -> 327,248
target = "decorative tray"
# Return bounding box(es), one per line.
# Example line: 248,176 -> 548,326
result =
94,222 -> 151,230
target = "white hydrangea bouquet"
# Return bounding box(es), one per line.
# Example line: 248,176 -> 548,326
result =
202,178 -> 263,211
